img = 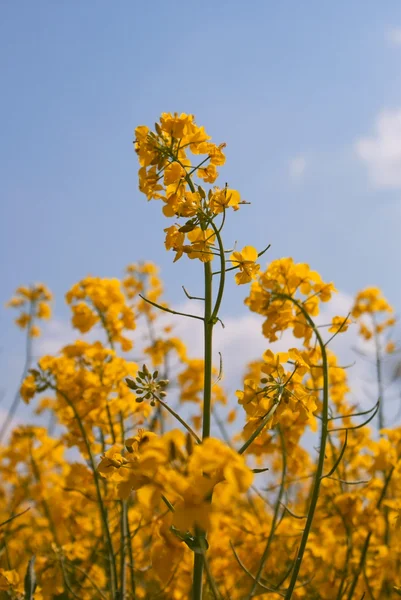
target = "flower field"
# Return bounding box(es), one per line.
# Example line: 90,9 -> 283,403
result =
1,113 -> 400,599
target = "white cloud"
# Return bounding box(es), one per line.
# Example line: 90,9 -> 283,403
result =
355,108 -> 401,188
386,28 -> 401,46
289,155 -> 306,179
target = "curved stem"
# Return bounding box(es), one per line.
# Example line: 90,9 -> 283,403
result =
247,427 -> 287,598
51,385 -> 118,597
0,298 -> 35,443
207,219 -> 225,323
158,398 -> 201,443
373,316 -> 385,431
274,295 -> 329,600
192,261 -> 214,600
238,394 -> 282,455
346,465 -> 395,599
139,294 -> 204,322
202,261 -> 213,440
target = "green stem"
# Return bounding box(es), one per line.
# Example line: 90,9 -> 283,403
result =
192,262 -> 214,600
247,427 -> 287,598
193,553 -> 205,600
278,295 -> 329,600
0,298 -> 35,443
125,509 -> 136,599
373,317 -> 384,431
119,415 -> 127,600
238,396 -> 282,455
30,453 -> 79,598
158,398 -> 201,443
202,261 -> 213,440
118,500 -> 127,600
208,220 -> 225,323
346,465 -> 395,599
139,294 -> 204,322
53,385 -> 118,597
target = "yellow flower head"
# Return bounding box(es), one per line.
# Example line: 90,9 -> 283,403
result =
230,246 -> 260,285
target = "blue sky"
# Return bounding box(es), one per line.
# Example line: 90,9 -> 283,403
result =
1,2 -> 401,420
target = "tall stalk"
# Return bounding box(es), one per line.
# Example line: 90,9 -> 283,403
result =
0,296 -> 35,443
192,261 -> 213,600
202,262 -> 213,440
372,317 -> 385,431
52,386 -> 118,597
278,295 -> 329,599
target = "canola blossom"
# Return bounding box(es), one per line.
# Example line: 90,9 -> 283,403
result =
1,113 -> 400,600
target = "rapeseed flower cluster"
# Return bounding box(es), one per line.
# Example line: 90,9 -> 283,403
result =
1,113 -> 400,600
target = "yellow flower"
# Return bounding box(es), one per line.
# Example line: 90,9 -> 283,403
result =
164,225 -> 185,262
186,227 -> 215,262
37,301 -> 51,319
29,325 -> 41,337
71,302 -> 99,333
15,312 -> 31,329
328,315 -> 352,334
0,569 -> 20,591
210,187 -> 241,214
230,246 -> 260,284
164,161 -> 185,185
20,373 -> 37,404
197,163 -> 217,183
98,445 -> 128,477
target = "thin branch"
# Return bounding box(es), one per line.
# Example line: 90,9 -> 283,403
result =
182,286 -> 204,301
329,402 -> 379,432
279,503 -> 306,520
0,507 -> 31,529
158,398 -> 201,443
139,294 -> 204,322
322,430 -> 348,479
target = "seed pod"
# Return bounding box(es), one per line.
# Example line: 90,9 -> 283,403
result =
186,433 -> 194,456
169,440 -> 177,461
143,364 -> 150,376
125,378 -> 137,390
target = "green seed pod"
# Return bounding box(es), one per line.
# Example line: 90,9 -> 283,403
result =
125,378 -> 137,390
186,432 -> 194,456
169,440 -> 177,461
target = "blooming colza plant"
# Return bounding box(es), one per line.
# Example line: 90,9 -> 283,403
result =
0,112 -> 400,600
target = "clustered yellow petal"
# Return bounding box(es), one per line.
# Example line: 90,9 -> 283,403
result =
3,112 -> 400,600
6,283 -> 52,337
134,113 -> 244,265
66,276 -> 136,351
